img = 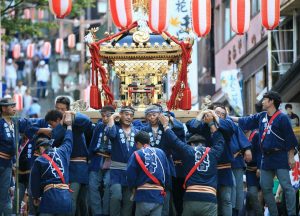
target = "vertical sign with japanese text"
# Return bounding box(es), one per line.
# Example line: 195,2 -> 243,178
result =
167,0 -> 199,110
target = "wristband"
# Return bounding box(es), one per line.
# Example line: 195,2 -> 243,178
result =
208,122 -> 215,127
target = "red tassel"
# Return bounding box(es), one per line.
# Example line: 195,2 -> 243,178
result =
179,87 -> 191,110
90,85 -> 102,109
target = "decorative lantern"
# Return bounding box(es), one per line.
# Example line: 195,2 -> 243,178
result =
43,42 -> 51,58
26,44 -> 35,59
49,0 -> 72,19
24,9 -> 31,19
261,0 -> 280,30
68,34 -> 76,49
191,0 -> 211,37
38,9 -> 44,20
12,44 -> 21,59
55,38 -> 64,54
30,8 -> 35,21
109,0 -> 133,29
148,0 -> 169,33
13,94 -> 23,111
230,0 -> 250,35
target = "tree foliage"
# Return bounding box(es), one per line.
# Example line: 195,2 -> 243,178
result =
1,0 -> 95,42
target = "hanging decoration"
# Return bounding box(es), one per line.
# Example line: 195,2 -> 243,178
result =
38,9 -> 44,20
24,9 -> 31,19
191,0 -> 211,37
68,34 -> 76,48
109,0 -> 133,29
55,38 -> 64,54
43,42 -> 52,58
163,31 -> 193,110
13,94 -> 23,111
12,44 -> 21,59
230,0 -> 250,35
148,0 -> 169,33
30,8 -> 35,21
49,0 -> 72,19
27,44 -> 35,59
88,22 -> 138,109
261,0 -> 280,30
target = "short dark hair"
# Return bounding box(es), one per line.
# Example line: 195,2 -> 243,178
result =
101,105 -> 115,113
285,103 -> 292,110
134,131 -> 150,145
210,103 -> 226,111
45,110 -> 63,122
56,97 -> 70,110
263,91 -> 281,109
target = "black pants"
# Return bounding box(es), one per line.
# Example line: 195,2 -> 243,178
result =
172,177 -> 185,216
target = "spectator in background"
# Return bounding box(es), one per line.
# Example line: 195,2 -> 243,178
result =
5,58 -> 17,91
27,97 -> 41,118
22,88 -> 32,117
16,53 -> 25,82
285,104 -> 300,128
35,60 -> 49,98
15,80 -> 27,95
24,57 -> 33,85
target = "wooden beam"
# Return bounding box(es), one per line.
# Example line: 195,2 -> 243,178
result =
81,110 -> 200,123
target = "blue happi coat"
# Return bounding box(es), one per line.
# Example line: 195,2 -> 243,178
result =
58,113 -> 92,184
186,118 -> 234,186
140,118 -> 185,178
88,120 -> 111,172
0,118 -> 31,168
164,128 -> 225,203
127,146 -> 170,204
30,130 -> 73,214
229,118 -> 252,169
246,130 -> 262,187
106,123 -> 139,186
238,111 -> 298,170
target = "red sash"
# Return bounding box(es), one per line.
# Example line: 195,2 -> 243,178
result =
18,136 -> 29,159
183,147 -> 211,189
134,151 -> 166,197
248,130 -> 258,142
260,111 -> 281,144
42,153 -> 73,192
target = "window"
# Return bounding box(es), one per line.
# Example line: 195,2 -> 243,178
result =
223,0 -> 235,43
244,67 -> 267,114
251,0 -> 260,17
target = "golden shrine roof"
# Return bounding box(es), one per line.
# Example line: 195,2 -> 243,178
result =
100,31 -> 182,60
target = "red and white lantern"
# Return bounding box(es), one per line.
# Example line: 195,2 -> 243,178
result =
43,42 -> 52,58
49,0 -> 72,19
13,94 -> 23,111
148,0 -> 169,33
109,0 -> 133,29
68,34 -> 76,48
9,10 -> 15,18
230,0 -> 250,35
24,9 -> 31,19
191,0 -> 211,37
26,43 -> 35,59
55,38 -> 64,54
12,44 -> 21,59
38,9 -> 44,20
261,0 -> 280,30
30,8 -> 35,21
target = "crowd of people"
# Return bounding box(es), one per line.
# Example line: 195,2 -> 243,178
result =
3,35 -> 51,102
0,91 -> 299,216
